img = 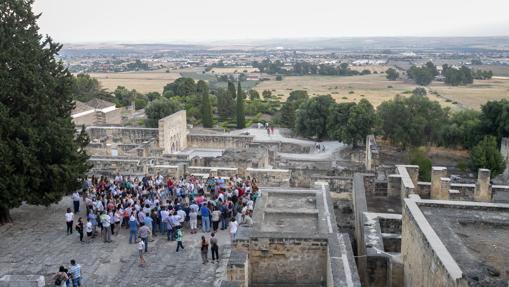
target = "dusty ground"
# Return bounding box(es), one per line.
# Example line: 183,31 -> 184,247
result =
0,197 -> 231,287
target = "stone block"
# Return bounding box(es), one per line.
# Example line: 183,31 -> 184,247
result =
0,275 -> 45,287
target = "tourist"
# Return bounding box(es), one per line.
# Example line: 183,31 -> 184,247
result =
200,236 -> 209,264
210,232 -> 219,263
175,228 -> 184,252
85,219 -> 93,243
189,206 -> 198,234
211,207 -> 221,232
229,217 -> 238,242
143,212 -> 153,235
53,266 -> 69,287
100,211 -> 112,243
138,239 -> 146,266
129,214 -> 138,244
65,208 -> 74,235
201,203 -> 210,233
69,259 -> 81,287
139,222 -> 150,252
72,191 -> 80,213
75,217 -> 84,243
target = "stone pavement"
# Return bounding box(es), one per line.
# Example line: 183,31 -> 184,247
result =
0,197 -> 231,287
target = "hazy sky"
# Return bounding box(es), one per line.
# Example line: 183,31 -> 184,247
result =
33,0 -> 509,43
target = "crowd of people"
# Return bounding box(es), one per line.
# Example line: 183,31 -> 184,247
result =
58,173 -> 261,286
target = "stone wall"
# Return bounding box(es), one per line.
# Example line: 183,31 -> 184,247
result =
86,126 -> 159,144
501,137 -> 509,178
159,110 -> 187,154
245,168 -> 290,187
103,109 -> 122,125
402,199 -> 469,287
187,133 -> 254,150
73,111 -> 97,127
247,237 -> 328,287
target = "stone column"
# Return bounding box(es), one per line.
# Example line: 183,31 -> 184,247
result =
431,167 -> 447,199
439,177 -> 451,200
474,168 -> 492,202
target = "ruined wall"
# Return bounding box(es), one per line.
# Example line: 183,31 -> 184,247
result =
247,237 -> 328,287
501,137 -> 509,178
245,168 -> 290,187
104,109 -> 122,125
159,110 -> 187,154
402,200 -> 469,287
86,126 -> 159,144
187,133 -> 254,149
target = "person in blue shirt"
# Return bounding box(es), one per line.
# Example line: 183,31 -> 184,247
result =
69,259 -> 81,287
144,213 -> 153,235
129,215 -> 138,244
201,204 -> 210,232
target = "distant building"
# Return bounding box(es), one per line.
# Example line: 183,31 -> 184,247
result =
72,99 -> 121,126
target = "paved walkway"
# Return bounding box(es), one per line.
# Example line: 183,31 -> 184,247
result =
0,197 -> 231,287
230,128 -> 347,161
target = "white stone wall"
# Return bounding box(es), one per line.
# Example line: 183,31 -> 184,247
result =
158,110 -> 187,154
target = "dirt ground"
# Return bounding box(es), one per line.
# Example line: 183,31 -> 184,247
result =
89,71 -> 181,93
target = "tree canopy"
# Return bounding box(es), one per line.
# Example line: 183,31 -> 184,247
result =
163,77 -> 196,97
295,95 -> 335,140
469,136 -> 505,177
0,0 -> 90,223
144,98 -> 183,128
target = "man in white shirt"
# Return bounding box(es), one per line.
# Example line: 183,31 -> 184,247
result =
65,208 -> 74,235
72,191 -> 80,213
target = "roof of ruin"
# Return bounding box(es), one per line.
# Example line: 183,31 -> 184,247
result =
72,101 -> 94,115
86,98 -> 116,109
405,198 -> 509,286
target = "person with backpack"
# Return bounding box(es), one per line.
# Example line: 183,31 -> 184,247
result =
53,266 -> 69,287
210,232 -> 219,263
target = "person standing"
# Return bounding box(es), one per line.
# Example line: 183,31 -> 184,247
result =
100,211 -> 112,243
69,259 -> 81,287
138,240 -> 146,266
72,191 -> 80,213
200,204 -> 210,233
200,236 -> 209,264
85,220 -> 93,243
210,232 -> 219,263
211,207 -> 221,232
139,223 -> 150,252
75,218 -> 84,243
65,208 -> 74,235
229,218 -> 238,242
175,228 -> 184,252
189,208 -> 198,234
129,215 -> 138,244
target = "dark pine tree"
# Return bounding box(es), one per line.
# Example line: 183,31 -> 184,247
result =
236,81 -> 246,129
0,0 -> 91,223
197,80 -> 213,128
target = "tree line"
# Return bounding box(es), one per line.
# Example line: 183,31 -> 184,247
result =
252,59 -> 373,76
287,93 -> 506,176
406,61 -> 492,86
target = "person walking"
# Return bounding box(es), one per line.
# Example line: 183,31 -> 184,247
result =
138,240 -> 146,266
139,223 -> 150,252
200,236 -> 209,264
69,260 -> 81,287
175,228 -> 184,252
129,215 -> 138,244
65,208 -> 74,235
53,266 -> 69,287
210,232 -> 219,263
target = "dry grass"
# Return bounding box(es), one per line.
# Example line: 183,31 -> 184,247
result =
255,74 -> 509,109
255,74 -> 452,108
89,71 -> 181,93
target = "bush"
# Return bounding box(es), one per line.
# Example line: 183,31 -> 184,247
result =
409,147 -> 432,181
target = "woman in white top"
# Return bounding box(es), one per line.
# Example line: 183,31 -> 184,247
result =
65,208 -> 74,235
229,218 -> 238,242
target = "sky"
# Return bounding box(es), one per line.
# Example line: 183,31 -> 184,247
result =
33,0 -> 509,43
